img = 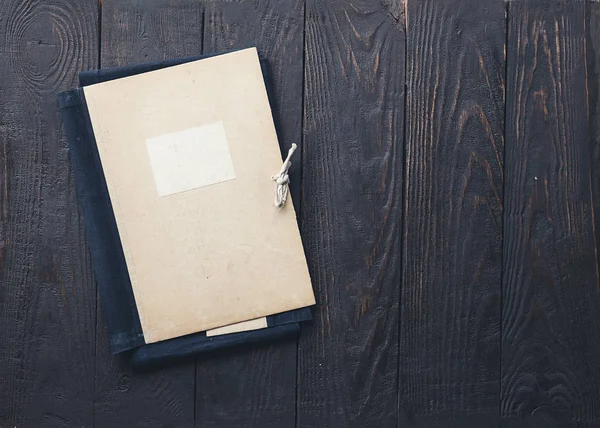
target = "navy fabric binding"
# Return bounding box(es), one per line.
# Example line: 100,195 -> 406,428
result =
58,89 -> 145,352
58,53 -> 312,367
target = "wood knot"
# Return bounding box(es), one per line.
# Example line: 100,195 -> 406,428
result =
5,0 -> 92,95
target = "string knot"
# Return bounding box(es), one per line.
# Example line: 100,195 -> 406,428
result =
276,175 -> 289,186
272,143 -> 297,208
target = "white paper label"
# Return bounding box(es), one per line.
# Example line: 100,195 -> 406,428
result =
146,122 -> 236,197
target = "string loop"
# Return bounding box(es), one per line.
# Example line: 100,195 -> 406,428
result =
271,143 -> 297,208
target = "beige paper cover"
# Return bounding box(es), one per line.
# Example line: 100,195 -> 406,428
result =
83,48 -> 315,344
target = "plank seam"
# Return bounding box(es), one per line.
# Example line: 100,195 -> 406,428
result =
397,2 -> 409,426
498,0 -> 509,426
295,2 -> 307,428
91,1 -> 101,425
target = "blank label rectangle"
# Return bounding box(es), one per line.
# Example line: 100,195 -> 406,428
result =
146,122 -> 236,197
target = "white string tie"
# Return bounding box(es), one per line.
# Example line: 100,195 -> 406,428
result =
271,143 -> 297,208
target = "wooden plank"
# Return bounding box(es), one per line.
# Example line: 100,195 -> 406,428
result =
93,1 -> 202,426
0,0 -> 98,426
202,0 -> 305,214
195,339 -> 298,428
194,1 -> 304,427
399,0 -> 505,425
501,1 -> 600,426
591,0 -> 600,331
297,1 -> 404,427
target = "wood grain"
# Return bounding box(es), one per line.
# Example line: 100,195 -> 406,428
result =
195,1 -> 304,426
0,0 -> 98,426
589,0 -> 600,349
297,1 -> 404,427
585,3 -> 600,288
501,1 -> 600,426
399,0 -> 505,426
4,0 -> 600,426
93,1 -> 202,426
195,338 -> 298,428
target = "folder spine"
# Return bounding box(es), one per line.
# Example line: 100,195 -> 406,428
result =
58,89 -> 145,353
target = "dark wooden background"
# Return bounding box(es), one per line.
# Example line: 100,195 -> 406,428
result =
2,0 -> 600,427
